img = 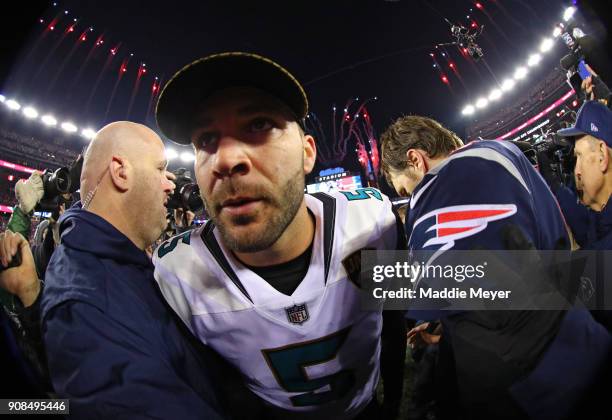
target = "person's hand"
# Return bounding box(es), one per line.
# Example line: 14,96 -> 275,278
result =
407,322 -> 441,349
15,171 -> 44,213
0,231 -> 40,307
174,208 -> 195,228
581,76 -> 595,101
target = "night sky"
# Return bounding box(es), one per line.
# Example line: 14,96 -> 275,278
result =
1,0 -> 593,187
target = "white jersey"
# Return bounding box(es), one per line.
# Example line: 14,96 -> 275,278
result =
153,189 -> 398,419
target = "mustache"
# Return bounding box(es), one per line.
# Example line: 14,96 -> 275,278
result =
209,180 -> 274,212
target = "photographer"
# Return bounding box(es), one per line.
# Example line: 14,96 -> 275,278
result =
0,156 -> 82,393
166,168 -> 202,235
173,207 -> 196,233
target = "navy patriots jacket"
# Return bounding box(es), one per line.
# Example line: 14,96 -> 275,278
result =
41,207 -> 226,419
405,140 -> 611,419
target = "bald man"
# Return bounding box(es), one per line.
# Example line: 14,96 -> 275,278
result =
0,122 -> 227,418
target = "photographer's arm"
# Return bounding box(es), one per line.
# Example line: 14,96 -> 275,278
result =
0,230 -> 51,390
582,65 -> 611,107
6,206 -> 31,239
0,230 -> 41,308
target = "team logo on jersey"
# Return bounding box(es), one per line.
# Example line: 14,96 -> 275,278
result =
286,303 -> 309,325
409,204 -> 517,251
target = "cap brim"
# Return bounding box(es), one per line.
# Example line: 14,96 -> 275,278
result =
556,127 -> 587,139
155,52 -> 308,145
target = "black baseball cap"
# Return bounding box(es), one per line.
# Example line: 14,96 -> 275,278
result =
155,52 -> 309,145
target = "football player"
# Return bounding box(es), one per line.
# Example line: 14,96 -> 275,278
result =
381,115 -> 612,420
153,52 -> 406,419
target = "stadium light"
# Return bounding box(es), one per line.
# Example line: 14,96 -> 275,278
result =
0,94 -> 5,102
563,6 -> 576,22
6,99 -> 21,110
457,5 -> 576,116
476,97 -> 488,109
180,152 -> 195,162
61,121 -> 78,133
501,79 -> 515,91
488,89 -> 502,101
41,115 -> 57,126
462,105 -> 475,116
23,106 -> 39,119
81,128 -> 96,139
514,67 -> 528,80
540,38 -> 554,53
527,53 -> 541,67
165,148 -> 179,160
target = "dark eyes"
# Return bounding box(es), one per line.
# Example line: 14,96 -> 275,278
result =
249,118 -> 274,132
193,117 -> 278,149
194,132 -> 219,149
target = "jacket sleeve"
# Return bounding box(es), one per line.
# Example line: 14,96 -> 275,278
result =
43,301 -> 225,420
7,206 -> 31,239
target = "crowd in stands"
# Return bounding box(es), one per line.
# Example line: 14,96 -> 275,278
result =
0,127 -> 80,170
466,71 -> 567,140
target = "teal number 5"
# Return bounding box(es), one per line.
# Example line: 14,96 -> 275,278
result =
340,188 -> 383,202
157,231 -> 191,258
262,327 -> 355,407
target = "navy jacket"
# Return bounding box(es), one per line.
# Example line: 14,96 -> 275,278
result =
555,185 -> 612,250
41,208 -> 226,419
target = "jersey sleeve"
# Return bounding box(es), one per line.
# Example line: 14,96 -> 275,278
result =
152,231 -> 201,341
333,187 -> 400,250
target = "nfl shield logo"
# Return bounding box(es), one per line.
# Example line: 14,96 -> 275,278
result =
286,303 -> 309,325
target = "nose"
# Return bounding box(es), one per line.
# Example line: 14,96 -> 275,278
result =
211,136 -> 250,179
164,171 -> 176,194
574,162 -> 581,179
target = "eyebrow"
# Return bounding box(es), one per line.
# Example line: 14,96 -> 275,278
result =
159,159 -> 168,168
193,101 -> 292,127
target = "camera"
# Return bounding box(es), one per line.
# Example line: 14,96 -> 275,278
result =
532,131 -> 574,187
36,154 -> 83,215
41,167 -> 71,200
166,168 -> 203,212
559,25 -> 610,103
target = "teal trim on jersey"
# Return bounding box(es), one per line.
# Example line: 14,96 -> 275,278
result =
157,231 -> 191,258
340,188 -> 383,202
262,327 -> 355,407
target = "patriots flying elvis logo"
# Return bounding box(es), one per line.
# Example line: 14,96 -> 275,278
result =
408,204 -> 517,251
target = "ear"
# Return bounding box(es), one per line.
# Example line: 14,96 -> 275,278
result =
406,149 -> 424,171
108,156 -> 130,192
599,142 -> 609,172
303,134 -> 317,175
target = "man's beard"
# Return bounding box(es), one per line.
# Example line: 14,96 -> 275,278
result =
204,167 -> 305,253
